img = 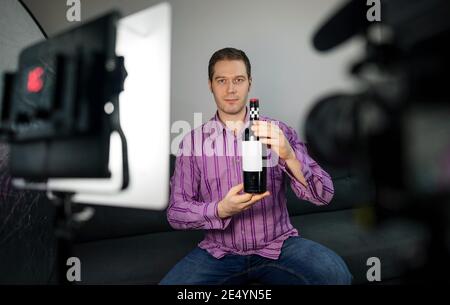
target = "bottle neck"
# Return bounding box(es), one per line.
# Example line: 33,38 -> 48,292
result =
248,102 -> 259,141
248,117 -> 258,141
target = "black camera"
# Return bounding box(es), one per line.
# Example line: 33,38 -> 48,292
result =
306,0 -> 450,282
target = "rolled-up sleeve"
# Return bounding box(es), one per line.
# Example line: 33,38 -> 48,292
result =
278,124 -> 334,206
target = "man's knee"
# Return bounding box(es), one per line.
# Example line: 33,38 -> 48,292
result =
332,263 -> 353,285
323,252 -> 353,285
282,237 -> 353,285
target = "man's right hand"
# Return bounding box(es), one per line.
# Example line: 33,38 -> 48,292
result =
217,183 -> 271,219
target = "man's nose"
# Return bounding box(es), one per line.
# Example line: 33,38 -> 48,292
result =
227,82 -> 236,93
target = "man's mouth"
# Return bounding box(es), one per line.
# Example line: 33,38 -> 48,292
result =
225,98 -> 239,103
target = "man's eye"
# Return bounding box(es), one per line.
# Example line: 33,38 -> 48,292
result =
217,79 -> 226,84
236,78 -> 244,83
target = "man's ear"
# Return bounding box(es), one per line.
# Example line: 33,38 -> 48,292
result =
248,77 -> 252,91
208,80 -> 213,93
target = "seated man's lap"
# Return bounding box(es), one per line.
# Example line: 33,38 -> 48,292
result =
159,237 -> 352,285
250,236 -> 352,285
159,247 -> 248,285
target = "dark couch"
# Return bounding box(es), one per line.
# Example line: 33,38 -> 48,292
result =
67,155 -> 424,285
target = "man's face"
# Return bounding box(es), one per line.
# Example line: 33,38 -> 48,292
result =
209,59 -> 252,116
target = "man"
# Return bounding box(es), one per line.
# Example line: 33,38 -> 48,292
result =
160,48 -> 352,285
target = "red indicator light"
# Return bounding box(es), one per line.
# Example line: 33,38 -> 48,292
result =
27,66 -> 44,93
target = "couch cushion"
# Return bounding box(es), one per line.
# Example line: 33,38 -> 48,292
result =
291,210 -> 427,284
74,205 -> 172,243
73,230 -> 203,284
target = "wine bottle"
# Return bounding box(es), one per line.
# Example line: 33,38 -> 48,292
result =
242,98 -> 267,193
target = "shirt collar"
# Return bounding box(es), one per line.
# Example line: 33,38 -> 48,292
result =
208,106 -> 250,140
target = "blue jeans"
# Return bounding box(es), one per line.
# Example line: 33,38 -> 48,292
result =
159,236 -> 353,285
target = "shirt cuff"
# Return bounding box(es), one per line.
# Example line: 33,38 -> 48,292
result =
278,151 -> 313,183
205,200 -> 232,230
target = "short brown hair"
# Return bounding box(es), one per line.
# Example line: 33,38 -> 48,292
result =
208,47 -> 251,81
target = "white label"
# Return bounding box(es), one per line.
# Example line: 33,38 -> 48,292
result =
242,141 -> 263,172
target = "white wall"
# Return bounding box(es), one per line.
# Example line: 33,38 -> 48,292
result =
22,0 -> 364,139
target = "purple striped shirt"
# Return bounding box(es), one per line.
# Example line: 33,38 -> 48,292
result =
167,108 -> 334,260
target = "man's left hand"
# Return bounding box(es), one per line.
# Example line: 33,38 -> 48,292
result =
251,121 -> 295,161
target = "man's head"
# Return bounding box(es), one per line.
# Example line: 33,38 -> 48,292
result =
208,48 -> 252,117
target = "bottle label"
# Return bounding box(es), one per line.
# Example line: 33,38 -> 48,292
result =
242,141 -> 263,172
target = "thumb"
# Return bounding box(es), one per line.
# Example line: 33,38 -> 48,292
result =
229,183 -> 244,195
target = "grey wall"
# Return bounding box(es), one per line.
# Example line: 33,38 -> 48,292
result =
22,0 -> 363,139
0,0 -> 44,96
